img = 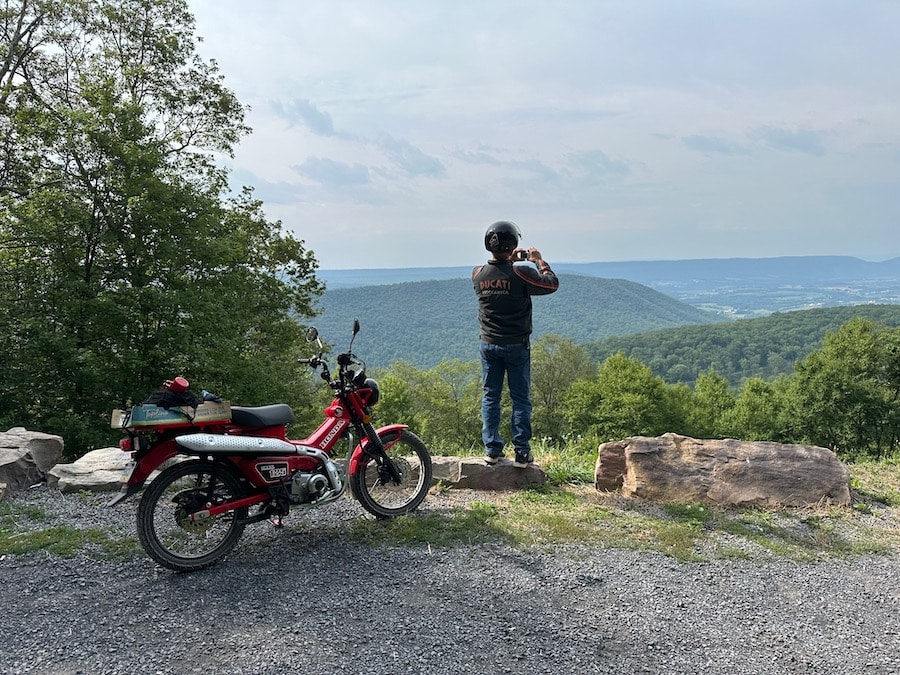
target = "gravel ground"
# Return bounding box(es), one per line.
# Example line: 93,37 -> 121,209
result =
1,485 -> 899,675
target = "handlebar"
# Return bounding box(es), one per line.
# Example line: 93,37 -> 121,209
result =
299,352 -> 359,367
299,351 -> 366,389
299,322 -> 367,389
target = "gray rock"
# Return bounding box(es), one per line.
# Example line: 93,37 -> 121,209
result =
596,433 -> 851,507
432,455 -> 546,490
47,446 -> 132,493
0,427 -> 65,498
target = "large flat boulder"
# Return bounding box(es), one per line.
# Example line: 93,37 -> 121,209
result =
431,456 -> 546,490
48,446 -> 132,494
0,427 -> 65,499
596,433 -> 850,508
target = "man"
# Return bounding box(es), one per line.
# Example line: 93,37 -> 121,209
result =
472,221 -> 559,467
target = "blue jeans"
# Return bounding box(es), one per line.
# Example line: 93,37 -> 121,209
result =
480,341 -> 532,455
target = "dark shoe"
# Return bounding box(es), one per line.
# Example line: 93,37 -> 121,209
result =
485,452 -> 504,465
513,450 -> 533,468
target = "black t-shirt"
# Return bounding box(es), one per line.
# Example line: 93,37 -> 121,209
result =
472,259 -> 559,344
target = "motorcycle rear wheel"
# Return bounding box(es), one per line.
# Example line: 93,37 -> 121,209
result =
351,428 -> 432,518
136,459 -> 247,572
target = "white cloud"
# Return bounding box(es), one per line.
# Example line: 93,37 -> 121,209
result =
375,135 -> 446,178
189,0 -> 900,268
750,127 -> 829,156
269,99 -> 339,137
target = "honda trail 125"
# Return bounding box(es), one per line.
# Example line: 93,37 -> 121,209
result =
109,320 -> 432,571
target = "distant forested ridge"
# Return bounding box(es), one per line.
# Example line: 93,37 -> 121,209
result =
312,274 -> 719,368
320,256 -> 900,318
319,256 -> 900,290
585,304 -> 900,385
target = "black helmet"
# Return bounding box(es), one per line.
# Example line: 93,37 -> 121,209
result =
484,221 -> 521,253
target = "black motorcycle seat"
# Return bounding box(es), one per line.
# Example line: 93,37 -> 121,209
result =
230,404 -> 295,427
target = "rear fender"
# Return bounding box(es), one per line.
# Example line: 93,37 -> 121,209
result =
106,438 -> 179,506
349,424 -> 408,476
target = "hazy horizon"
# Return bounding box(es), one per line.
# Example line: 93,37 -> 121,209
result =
318,253 -> 900,273
189,1 -> 900,270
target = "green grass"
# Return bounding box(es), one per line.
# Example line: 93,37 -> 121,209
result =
350,484 -> 898,562
534,445 -> 596,485
349,501 -> 508,548
0,498 -> 140,560
349,451 -> 900,562
848,457 -> 900,506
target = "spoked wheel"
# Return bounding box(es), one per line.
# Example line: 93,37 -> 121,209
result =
351,429 -> 433,518
136,460 -> 247,572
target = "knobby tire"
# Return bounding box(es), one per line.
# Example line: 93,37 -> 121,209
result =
351,429 -> 432,518
136,459 -> 247,572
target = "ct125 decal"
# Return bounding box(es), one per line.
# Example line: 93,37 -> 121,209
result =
256,461 -> 289,482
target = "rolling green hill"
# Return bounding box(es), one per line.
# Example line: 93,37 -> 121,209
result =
319,257 -> 900,318
310,273 -> 719,368
585,304 -> 900,385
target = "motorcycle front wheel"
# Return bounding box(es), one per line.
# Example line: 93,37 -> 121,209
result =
351,428 -> 433,518
136,459 -> 248,572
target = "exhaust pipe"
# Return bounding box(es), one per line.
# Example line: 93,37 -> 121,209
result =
176,433 -> 344,492
176,433 -> 297,455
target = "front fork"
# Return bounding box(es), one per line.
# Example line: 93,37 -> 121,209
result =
349,423 -> 406,485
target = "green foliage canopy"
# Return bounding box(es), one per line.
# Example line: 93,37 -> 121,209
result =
379,317 -> 900,461
790,317 -> 900,457
0,0 -> 322,455
562,353 -> 670,442
530,335 -> 596,444
586,304 -> 900,386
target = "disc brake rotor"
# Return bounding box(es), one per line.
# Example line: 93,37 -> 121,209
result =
377,456 -> 412,488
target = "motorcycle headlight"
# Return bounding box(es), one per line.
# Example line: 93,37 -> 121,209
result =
364,378 -> 380,405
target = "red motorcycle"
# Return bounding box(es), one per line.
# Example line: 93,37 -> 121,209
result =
109,320 -> 433,572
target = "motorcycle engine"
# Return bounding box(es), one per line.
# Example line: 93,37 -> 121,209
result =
289,471 -> 329,504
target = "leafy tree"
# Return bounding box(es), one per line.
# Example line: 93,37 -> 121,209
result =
722,376 -> 790,442
685,370 -> 735,438
0,0 -> 322,456
660,382 -> 694,437
878,327 -> 900,453
414,359 -> 482,452
530,334 -> 595,444
373,366 -> 423,433
375,317 -> 900,458
562,353 -> 669,443
376,359 -> 481,453
790,318 -> 897,457
586,305 -> 900,386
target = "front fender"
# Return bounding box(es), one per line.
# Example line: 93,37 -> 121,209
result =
106,438 -> 179,507
349,424 -> 408,476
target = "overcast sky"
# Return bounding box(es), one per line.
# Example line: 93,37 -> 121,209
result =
187,0 -> 900,270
